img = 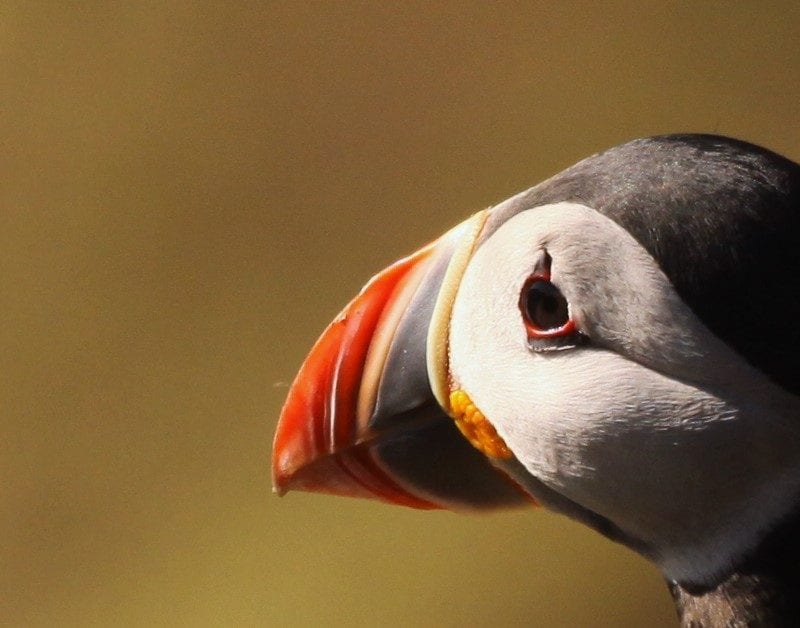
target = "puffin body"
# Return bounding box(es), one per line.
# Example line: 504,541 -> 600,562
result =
273,135 -> 800,625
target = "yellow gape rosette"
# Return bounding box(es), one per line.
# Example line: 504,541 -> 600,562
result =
449,389 -> 512,459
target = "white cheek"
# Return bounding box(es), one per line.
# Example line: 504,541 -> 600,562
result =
447,202 -> 800,584
450,301 -> 731,522
447,233 -> 736,540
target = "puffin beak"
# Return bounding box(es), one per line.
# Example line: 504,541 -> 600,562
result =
272,210 -> 529,510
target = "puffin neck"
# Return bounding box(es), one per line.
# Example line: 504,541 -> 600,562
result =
669,504 -> 800,626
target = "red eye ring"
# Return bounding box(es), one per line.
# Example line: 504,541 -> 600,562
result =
519,272 -> 577,340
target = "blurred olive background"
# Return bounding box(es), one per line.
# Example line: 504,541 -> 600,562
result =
3,3 -> 799,626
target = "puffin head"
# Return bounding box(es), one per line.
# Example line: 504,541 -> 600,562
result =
273,135 -> 800,589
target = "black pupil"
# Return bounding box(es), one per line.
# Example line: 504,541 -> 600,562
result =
524,280 -> 569,330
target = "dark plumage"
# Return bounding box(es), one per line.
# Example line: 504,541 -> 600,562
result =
669,507 -> 800,626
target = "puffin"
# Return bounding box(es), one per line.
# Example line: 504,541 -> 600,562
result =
272,134 -> 800,626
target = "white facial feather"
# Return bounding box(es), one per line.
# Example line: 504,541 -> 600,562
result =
448,202 -> 800,585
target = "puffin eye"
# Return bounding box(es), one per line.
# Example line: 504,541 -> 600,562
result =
519,273 -> 579,345
522,279 -> 569,330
